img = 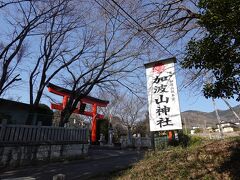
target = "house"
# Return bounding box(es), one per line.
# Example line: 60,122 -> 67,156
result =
190,130 -> 195,134
0,98 -> 53,125
216,121 -> 238,133
205,126 -> 214,133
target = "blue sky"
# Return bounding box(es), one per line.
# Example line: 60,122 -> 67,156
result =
4,68 -> 239,113
179,89 -> 239,112
1,1 -> 239,113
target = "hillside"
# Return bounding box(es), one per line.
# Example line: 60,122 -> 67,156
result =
111,137 -> 240,180
181,105 -> 240,128
208,105 -> 240,121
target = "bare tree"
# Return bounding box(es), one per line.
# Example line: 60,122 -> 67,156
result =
139,0 -> 201,42
0,0 -> 72,97
97,90 -> 146,142
0,0 -> 30,9
114,93 -> 145,144
55,3 -> 149,126
28,0 -> 92,106
97,1 -> 205,94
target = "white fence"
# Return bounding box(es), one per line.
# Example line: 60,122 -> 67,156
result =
0,124 -> 88,144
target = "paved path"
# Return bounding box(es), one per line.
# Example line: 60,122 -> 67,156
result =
0,149 -> 144,180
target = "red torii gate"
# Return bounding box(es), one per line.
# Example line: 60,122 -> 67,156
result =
47,83 -> 109,144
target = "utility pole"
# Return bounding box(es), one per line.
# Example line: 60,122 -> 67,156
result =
212,98 -> 223,138
222,98 -> 240,122
183,117 -> 187,134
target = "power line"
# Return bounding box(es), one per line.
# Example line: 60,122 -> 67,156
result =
94,0 -> 174,57
109,0 -> 175,57
93,0 -> 137,29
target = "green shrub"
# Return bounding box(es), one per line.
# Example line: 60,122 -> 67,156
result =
194,128 -> 203,133
188,136 -> 204,147
177,132 -> 204,148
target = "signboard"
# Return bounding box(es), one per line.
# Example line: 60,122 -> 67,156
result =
145,58 -> 182,131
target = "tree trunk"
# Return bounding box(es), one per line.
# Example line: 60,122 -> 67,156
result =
59,109 -> 72,127
27,88 -> 43,125
34,89 -> 44,106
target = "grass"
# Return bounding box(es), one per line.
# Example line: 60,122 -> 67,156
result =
109,136 -> 240,180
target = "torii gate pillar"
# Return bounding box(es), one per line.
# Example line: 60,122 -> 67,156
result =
92,103 -> 98,143
47,83 -> 109,144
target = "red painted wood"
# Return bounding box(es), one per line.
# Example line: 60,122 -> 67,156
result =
81,97 -> 108,107
48,86 -> 108,107
48,87 -> 68,97
51,103 -> 63,110
91,104 -> 97,143
51,103 -> 104,119
48,84 -> 109,144
62,96 -> 68,108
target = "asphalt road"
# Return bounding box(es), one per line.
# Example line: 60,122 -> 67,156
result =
0,149 -> 144,180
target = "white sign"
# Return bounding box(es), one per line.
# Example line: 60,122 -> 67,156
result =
145,58 -> 182,131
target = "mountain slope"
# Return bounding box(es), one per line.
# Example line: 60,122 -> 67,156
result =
181,105 -> 240,128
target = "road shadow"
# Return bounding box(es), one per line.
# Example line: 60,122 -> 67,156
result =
0,149 -> 144,180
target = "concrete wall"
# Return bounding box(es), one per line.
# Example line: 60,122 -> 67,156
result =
120,136 -> 152,149
0,143 -> 89,168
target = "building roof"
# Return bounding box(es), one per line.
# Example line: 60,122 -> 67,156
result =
0,98 -> 48,111
0,98 -> 31,110
216,121 -> 238,126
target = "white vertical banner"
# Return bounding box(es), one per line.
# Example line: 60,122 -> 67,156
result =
145,58 -> 182,131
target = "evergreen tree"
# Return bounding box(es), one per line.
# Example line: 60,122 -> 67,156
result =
181,0 -> 240,100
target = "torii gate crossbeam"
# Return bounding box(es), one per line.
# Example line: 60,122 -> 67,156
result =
47,83 -> 109,144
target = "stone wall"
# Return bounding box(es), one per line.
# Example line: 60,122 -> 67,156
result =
0,143 -> 89,168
